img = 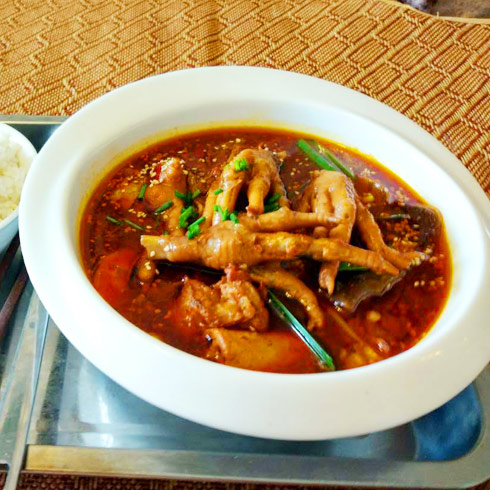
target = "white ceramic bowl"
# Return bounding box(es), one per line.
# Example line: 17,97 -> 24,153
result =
19,67 -> 490,440
0,123 -> 36,255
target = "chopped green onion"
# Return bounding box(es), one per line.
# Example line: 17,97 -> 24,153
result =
162,230 -> 170,235
175,190 -> 201,207
123,219 -> 144,231
137,183 -> 148,200
214,204 -> 230,222
338,262 -> 368,272
268,290 -> 335,371
192,216 -> 206,226
234,158 -> 249,172
264,202 -> 281,213
175,191 -> 187,201
265,193 -> 282,205
154,200 -> 174,214
105,215 -> 122,226
213,188 -> 223,195
312,141 -> 356,180
229,212 -> 239,224
187,216 -> 206,239
179,205 -> 197,228
297,139 -> 337,172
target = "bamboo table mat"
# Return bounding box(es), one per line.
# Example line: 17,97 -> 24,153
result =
1,0 -> 490,488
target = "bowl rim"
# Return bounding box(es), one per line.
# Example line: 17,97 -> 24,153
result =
19,66 -> 490,440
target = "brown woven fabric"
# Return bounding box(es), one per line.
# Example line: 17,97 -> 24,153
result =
0,0 -> 489,195
0,473 -> 487,490
0,1 -> 489,488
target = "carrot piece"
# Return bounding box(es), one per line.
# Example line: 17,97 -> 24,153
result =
93,249 -> 139,308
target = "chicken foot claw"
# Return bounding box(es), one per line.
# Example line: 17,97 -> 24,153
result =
212,148 -> 289,225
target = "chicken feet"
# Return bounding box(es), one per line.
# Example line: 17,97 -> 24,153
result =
299,171 -> 357,294
137,157 -> 187,282
141,221 -> 399,275
206,148 -> 289,225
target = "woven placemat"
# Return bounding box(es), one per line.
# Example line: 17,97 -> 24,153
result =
0,1 -> 489,489
0,0 -> 489,195
0,474 -> 487,490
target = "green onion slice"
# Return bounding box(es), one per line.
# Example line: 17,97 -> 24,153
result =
265,193 -> 282,205
154,200 -> 174,214
229,212 -> 239,224
311,141 -> 356,180
175,191 -> 188,201
214,204 -> 230,222
137,183 -> 148,200
179,205 -> 197,228
264,202 -> 280,213
175,190 -> 201,207
268,290 -> 335,371
105,215 -> 122,226
297,139 -> 337,172
338,262 -> 368,272
234,158 -> 249,172
213,188 -> 223,195
123,219 -> 144,231
187,216 -> 206,239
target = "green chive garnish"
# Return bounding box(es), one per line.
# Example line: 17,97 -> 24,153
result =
175,191 -> 187,201
312,141 -> 356,180
268,290 -> 335,371
234,158 -> 249,172
297,139 -> 337,172
229,212 -> 239,224
123,219 -> 144,231
175,190 -> 201,207
106,216 -> 122,226
154,200 -> 174,214
192,216 -> 205,226
179,205 -> 197,228
214,188 -> 223,195
137,183 -> 148,200
265,193 -> 282,205
264,202 -> 281,213
214,204 -> 230,222
338,262 -> 368,272
187,216 -> 206,239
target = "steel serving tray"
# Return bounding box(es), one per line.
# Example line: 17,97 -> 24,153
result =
1,115 -> 489,488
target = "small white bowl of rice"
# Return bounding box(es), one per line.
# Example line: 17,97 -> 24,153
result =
0,123 -> 36,254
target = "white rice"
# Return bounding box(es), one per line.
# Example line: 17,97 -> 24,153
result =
0,132 -> 29,221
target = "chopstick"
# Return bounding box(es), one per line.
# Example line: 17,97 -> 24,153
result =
0,234 -> 29,339
0,233 -> 20,282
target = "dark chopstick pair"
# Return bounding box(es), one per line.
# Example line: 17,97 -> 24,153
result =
0,234 -> 28,339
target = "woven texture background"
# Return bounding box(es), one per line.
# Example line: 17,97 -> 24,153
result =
0,474 -> 488,490
1,0 -> 489,489
0,0 -> 489,195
